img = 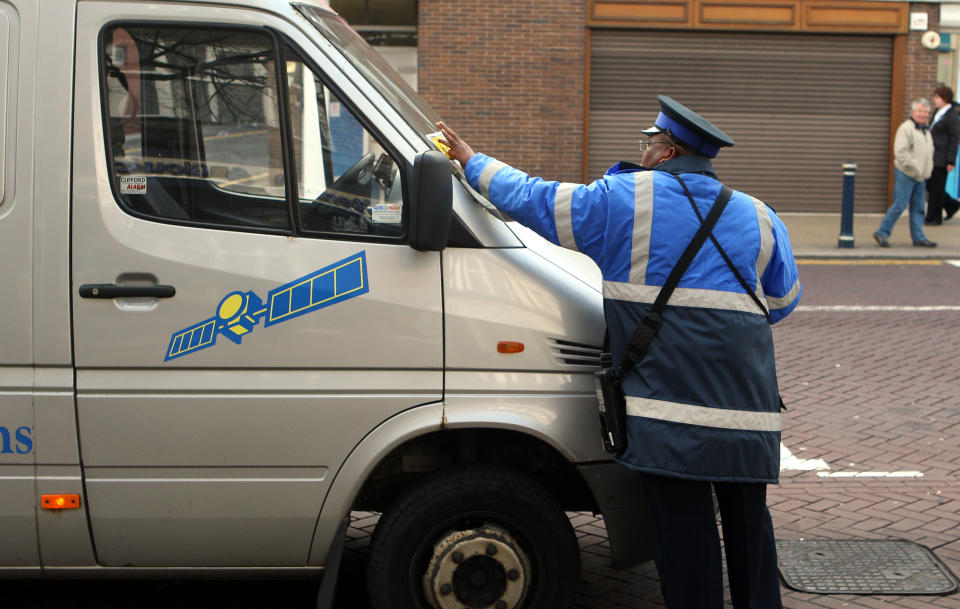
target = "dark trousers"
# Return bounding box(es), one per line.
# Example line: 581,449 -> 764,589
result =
926,166 -> 960,222
641,473 -> 783,609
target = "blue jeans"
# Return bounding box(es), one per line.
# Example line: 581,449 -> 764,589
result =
877,168 -> 927,243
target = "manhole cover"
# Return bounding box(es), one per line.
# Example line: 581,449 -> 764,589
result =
776,540 -> 958,595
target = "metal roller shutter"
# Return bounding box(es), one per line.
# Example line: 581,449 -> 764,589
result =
589,30 -> 893,212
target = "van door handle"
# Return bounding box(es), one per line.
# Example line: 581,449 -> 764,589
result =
79,284 -> 176,299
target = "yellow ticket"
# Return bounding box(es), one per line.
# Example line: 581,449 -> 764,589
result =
427,131 -> 453,159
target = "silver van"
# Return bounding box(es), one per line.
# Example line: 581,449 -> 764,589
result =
0,1 -> 654,607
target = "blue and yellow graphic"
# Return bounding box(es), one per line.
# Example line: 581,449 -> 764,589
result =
165,251 -> 369,361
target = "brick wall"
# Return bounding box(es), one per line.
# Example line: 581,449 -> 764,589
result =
903,3 -> 940,118
418,2 -> 932,183
419,0 -> 586,182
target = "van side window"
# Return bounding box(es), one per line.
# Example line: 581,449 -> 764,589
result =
102,26 -> 291,230
285,48 -> 403,238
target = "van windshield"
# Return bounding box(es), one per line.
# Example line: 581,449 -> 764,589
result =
293,4 -> 506,221
294,4 -> 439,137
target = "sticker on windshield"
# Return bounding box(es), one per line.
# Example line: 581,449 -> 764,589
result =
120,176 -> 147,194
426,131 -> 452,158
164,251 -> 369,361
371,203 -> 401,224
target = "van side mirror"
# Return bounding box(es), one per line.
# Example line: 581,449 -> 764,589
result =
408,150 -> 453,251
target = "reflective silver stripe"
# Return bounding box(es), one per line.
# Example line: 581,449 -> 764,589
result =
752,197 -> 775,295
767,278 -> 801,311
629,172 -> 654,284
553,182 -> 578,251
477,159 -> 508,197
626,397 -> 782,432
603,280 -> 768,315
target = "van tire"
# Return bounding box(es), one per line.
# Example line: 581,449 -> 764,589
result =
365,464 -> 580,609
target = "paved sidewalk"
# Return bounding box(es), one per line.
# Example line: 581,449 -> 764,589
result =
568,261 -> 960,609
781,211 -> 960,259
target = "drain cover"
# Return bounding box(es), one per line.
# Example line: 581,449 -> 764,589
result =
776,540 -> 958,595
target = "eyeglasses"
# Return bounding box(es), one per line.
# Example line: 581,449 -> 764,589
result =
638,139 -> 675,153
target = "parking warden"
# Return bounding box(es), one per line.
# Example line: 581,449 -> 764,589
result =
438,96 -> 801,609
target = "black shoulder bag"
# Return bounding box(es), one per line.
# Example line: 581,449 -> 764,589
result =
595,182 -> 734,455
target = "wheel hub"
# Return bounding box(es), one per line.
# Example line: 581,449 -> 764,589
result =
423,524 -> 531,609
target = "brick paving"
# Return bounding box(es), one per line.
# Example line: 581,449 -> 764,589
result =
567,264 -> 960,608
765,306 -> 960,609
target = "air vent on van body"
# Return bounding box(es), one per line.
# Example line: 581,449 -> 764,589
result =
548,338 -> 603,368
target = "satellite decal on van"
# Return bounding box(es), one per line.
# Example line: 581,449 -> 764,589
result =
164,251 -> 369,361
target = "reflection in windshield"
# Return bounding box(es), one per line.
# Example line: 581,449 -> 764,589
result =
293,4 -> 506,221
294,4 -> 439,136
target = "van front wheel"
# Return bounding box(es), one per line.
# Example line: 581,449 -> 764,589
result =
366,465 -> 580,609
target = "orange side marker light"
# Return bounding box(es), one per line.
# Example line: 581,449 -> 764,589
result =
497,341 -> 524,354
41,494 -> 81,510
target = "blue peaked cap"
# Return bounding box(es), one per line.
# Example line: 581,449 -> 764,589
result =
642,96 -> 735,158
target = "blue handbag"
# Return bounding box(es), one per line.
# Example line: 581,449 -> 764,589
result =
947,142 -> 960,200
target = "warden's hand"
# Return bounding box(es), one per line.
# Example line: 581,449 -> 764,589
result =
436,121 -> 475,167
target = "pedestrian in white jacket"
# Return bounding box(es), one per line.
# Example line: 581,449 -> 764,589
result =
874,98 -> 937,247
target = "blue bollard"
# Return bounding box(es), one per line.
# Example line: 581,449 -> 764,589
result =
838,163 -> 856,248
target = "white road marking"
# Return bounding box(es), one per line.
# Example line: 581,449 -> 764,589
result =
780,443 -> 830,471
817,471 -> 924,478
946,260 -> 960,267
796,305 -> 960,312
798,259 -> 943,266
780,444 -> 923,478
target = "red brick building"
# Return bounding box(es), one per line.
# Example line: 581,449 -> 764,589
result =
338,1 -> 948,212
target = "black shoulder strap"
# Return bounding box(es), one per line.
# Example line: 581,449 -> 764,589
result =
618,183 -> 732,372
673,176 -> 770,321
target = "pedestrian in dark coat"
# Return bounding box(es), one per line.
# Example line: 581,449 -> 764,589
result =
925,85 -> 960,224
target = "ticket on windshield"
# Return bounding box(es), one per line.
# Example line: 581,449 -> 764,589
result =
427,131 -> 453,158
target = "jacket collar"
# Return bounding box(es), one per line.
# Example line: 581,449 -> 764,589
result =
605,160 -> 644,175
605,155 -> 718,178
656,154 -> 718,178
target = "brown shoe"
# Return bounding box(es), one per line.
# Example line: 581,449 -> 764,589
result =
913,239 -> 938,247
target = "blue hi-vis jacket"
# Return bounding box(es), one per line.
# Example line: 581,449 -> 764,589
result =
465,153 -> 801,483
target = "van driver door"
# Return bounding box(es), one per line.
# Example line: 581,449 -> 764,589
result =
71,3 -> 441,567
